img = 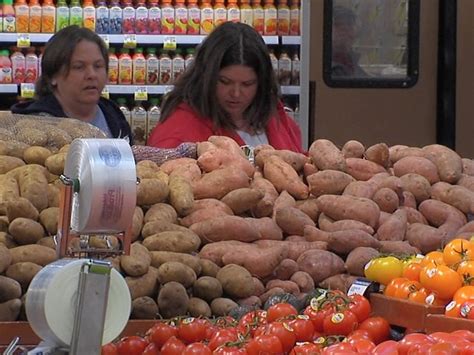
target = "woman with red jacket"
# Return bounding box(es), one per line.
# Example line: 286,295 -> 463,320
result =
147,22 -> 303,153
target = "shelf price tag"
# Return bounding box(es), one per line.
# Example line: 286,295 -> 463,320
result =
20,83 -> 35,99
101,86 -> 110,99
163,85 -> 174,94
123,34 -> 137,49
134,86 -> 148,101
163,36 -> 177,51
347,279 -> 373,296
100,35 -> 110,49
17,34 -> 31,48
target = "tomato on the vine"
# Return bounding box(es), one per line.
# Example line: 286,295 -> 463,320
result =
160,336 -> 186,355
289,342 -> 322,354
357,316 -> 390,345
397,333 -> 434,355
238,309 -> 267,336
101,343 -> 118,355
115,336 -> 149,355
266,302 -> 298,322
289,315 -> 315,342
183,342 -> 212,354
142,343 -> 159,355
322,310 -> 358,336
146,322 -> 178,349
303,304 -> 332,332
348,294 -> 371,322
208,329 -> 239,351
256,321 -> 297,353
177,318 -> 209,344
213,345 -> 248,355
245,334 -> 283,355
321,342 -> 355,354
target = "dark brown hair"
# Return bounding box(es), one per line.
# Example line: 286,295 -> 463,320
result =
35,25 -> 108,98
160,22 -> 280,131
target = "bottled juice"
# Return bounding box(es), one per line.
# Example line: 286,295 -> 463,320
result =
109,0 -> 123,34
0,50 -> 12,83
227,0 -> 240,23
148,0 -> 161,34
82,0 -> 96,31
277,0 -> 289,35
269,48 -> 278,76
200,0 -> 213,34
11,47 -> 25,84
132,47 -> 146,85
184,47 -> 194,69
41,0 -> 55,33
214,0 -> 226,28
135,0 -> 148,34
174,0 -> 187,35
69,0 -> 83,27
145,47 -> 159,85
146,97 -> 160,141
161,0 -> 174,34
131,101 -> 147,145
263,0 -> 276,35
289,0 -> 299,35
38,46 -> 44,77
291,51 -> 299,85
3,0 -> 16,32
240,0 -> 253,27
29,0 -> 41,32
122,0 -> 135,33
187,0 -> 200,35
14,0 -> 29,33
96,0 -> 110,34
25,47 -> 38,83
171,48 -> 184,83
252,0 -> 263,35
118,48 -> 132,85
278,50 -> 291,85
158,49 -> 171,84
0,4 -> 3,32
108,47 -> 118,84
117,98 -> 131,126
55,0 -> 69,32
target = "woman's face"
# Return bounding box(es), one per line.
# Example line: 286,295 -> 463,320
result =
216,65 -> 258,123
53,40 -> 107,107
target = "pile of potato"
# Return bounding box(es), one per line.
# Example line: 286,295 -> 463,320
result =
2,122 -> 474,321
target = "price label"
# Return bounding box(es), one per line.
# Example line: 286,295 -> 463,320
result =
347,279 -> 373,296
20,83 -> 35,99
101,86 -> 110,99
100,35 -> 110,49
134,86 -> 148,101
163,36 -> 177,51
123,34 -> 137,49
17,34 -> 31,48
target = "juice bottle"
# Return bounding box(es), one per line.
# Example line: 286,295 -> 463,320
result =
200,0 -> 213,34
277,0 -> 289,35
0,50 -> 12,83
145,47 -> 159,85
3,0 -> 16,32
96,0 -> 110,34
278,50 -> 291,85
135,0 -> 148,34
82,0 -> 96,31
28,0 -> 41,32
187,0 -> 200,35
38,46 -> 44,77
117,97 -> 131,126
132,47 -> 146,85
263,0 -> 276,35
171,48 -> 184,84
118,47 -> 132,85
0,3 -> 3,32
69,0 -> 83,27
269,48 -> 278,76
240,0 -> 253,27
109,0 -> 123,34
11,47 -> 25,84
131,101 -> 147,145
122,0 -> 135,34
108,47 -> 118,84
160,0 -> 174,34
158,49 -> 171,84
25,47 -> 38,83
184,47 -> 194,69
252,0 -> 263,35
291,51 -> 299,85
56,0 -> 69,33
41,0 -> 55,33
147,0 -> 161,34
146,97 -> 160,141
227,0 -> 240,23
174,0 -> 187,35
14,0 -> 29,33
289,0 -> 299,35
214,0 -> 226,28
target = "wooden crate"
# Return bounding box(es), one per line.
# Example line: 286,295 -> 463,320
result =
425,314 -> 474,333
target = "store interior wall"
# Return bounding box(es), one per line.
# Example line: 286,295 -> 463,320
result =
308,0 -> 439,149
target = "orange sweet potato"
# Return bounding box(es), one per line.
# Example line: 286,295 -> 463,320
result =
342,140 -> 365,159
393,156 -> 440,184
376,209 -> 407,241
400,173 -> 431,204
309,139 -> 346,171
190,215 -> 260,243
197,148 -> 255,178
406,223 -> 445,254
343,181 -> 377,199
365,143 -> 390,168
263,156 -> 309,200
422,144 -> 462,184
255,149 -> 308,172
431,182 -> 474,215
192,166 -> 250,200
274,206 -> 315,236
250,172 -> 279,218
245,217 -> 283,240
372,187 -> 400,213
221,188 -> 264,214
462,159 -> 474,176
345,158 -> 386,181
306,170 -> 355,197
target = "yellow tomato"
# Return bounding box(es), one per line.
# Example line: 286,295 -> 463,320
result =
364,256 -> 404,285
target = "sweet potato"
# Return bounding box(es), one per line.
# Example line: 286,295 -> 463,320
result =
255,149 -> 308,172
345,158 -> 386,181
406,223 -> 445,254
295,198 -> 320,222
342,140 -> 365,159
188,297 -> 212,317
309,139 -> 346,171
221,188 -> 264,214
306,170 -> 355,197
208,136 -> 245,157
319,274 -> 358,293
169,162 -> 202,183
343,181 -> 377,199
400,173 -> 431,204
274,206 -> 315,236
422,144 -> 462,184
250,173 -> 279,218
263,155 -> 309,200
290,271 -> 315,293
159,157 -> 197,174
376,209 -> 407,241
180,207 -> 231,227
462,159 -> 474,176
431,182 -> 474,215
457,174 -> 474,192
245,217 -> 283,240
186,198 -> 233,215
393,156 -> 440,184
372,187 -> 400,213
365,143 -> 390,168
389,146 -> 425,164
273,259 -> 299,280
197,148 -> 255,177
379,241 -> 420,255
304,225 -> 330,243
192,166 -> 250,200
324,229 -> 381,255
272,190 -> 296,219
345,247 -> 380,276
199,241 -> 253,266
418,199 -> 467,229
253,240 -> 327,261
401,191 -> 417,208
296,249 -> 345,283
191,215 -> 260,243
319,218 -> 374,235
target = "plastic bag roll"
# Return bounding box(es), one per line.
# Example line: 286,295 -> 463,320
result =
64,139 -> 137,234
25,259 -> 131,347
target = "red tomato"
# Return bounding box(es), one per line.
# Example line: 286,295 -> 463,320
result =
289,342 -> 323,354
266,302 -> 298,322
428,332 -> 467,344
348,294 -> 372,322
160,336 -> 186,355
350,337 -> 376,353
397,333 -> 434,355
457,341 -> 474,355
101,343 -> 118,355
289,315 -> 315,342
371,340 -> 399,354
146,322 -> 178,349
427,342 -> 459,355
245,334 -> 283,355
303,305 -> 331,332
321,342 -> 355,354
213,346 -> 249,355
347,329 -> 372,340
357,316 -> 391,345
208,329 -> 238,350
142,343 -> 159,355
116,336 -> 149,355
183,342 -> 212,354
322,310 -> 358,336
238,310 -> 268,336
178,318 -> 209,344
451,329 -> 474,342
264,321 -> 297,353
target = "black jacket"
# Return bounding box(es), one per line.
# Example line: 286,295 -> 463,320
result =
11,95 -> 133,145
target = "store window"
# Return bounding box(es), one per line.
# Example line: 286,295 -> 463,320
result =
323,0 -> 420,88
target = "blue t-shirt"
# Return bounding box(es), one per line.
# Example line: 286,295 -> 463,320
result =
90,106 -> 113,138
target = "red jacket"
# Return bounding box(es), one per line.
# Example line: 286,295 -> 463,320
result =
147,102 -> 303,153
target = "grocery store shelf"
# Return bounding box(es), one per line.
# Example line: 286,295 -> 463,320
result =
105,85 -> 174,94
281,36 -> 301,45
0,84 -> 19,93
280,86 -> 300,95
